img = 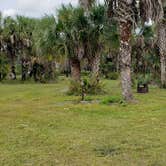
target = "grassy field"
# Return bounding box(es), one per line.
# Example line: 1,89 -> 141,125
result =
0,78 -> 166,166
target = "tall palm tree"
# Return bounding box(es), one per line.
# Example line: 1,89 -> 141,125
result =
106,0 -> 163,101
87,5 -> 106,82
79,1 -> 106,83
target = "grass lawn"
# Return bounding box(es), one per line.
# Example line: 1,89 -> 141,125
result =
0,78 -> 166,166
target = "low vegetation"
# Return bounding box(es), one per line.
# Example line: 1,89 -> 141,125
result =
0,79 -> 165,165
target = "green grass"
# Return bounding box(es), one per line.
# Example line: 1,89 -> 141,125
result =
0,78 -> 166,166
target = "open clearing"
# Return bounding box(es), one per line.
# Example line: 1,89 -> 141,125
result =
0,79 -> 166,166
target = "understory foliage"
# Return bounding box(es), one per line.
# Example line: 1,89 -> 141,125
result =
0,54 -> 9,81
68,77 -> 105,95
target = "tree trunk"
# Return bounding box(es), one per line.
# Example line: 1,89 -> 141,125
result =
119,21 -> 133,101
91,53 -> 100,83
158,21 -> 166,88
70,58 -> 81,82
79,0 -> 92,10
10,55 -> 16,80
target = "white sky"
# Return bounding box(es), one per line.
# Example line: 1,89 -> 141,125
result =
0,0 -> 104,18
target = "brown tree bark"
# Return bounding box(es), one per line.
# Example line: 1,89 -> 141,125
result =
158,20 -> 166,88
79,0 -> 93,10
119,21 -> 133,101
70,58 -> 81,82
91,53 -> 100,83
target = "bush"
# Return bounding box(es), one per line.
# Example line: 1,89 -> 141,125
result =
68,78 -> 105,95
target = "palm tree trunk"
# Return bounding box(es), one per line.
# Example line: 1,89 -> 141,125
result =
119,21 -> 133,101
70,58 -> 81,81
10,53 -> 16,80
79,0 -> 93,10
91,53 -> 100,83
158,21 -> 166,88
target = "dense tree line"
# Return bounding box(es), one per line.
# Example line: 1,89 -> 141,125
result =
0,0 -> 165,101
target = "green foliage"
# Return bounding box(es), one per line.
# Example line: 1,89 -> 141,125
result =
101,96 -> 123,105
0,4 -> 164,86
101,60 -> 119,80
68,77 -> 105,95
33,15 -> 56,56
0,55 -> 9,81
57,5 -> 88,59
82,77 -> 105,95
143,26 -> 155,41
103,20 -> 120,51
137,74 -> 151,85
67,80 -> 82,95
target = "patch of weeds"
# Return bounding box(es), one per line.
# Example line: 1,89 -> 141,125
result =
101,96 -> 123,105
84,96 -> 93,101
94,145 -> 121,157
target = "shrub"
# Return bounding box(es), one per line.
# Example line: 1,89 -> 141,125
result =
68,78 -> 105,95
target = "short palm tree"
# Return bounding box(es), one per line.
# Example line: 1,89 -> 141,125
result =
16,16 -> 36,80
2,16 -> 18,79
57,5 -> 89,81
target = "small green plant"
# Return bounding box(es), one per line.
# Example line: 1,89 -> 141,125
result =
101,96 -> 122,105
137,74 -> 151,85
67,77 -> 105,96
67,80 -> 82,95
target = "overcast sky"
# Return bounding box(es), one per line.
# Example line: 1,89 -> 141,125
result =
0,0 -> 104,18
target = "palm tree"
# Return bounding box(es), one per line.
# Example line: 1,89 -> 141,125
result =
32,15 -> 56,81
57,5 -> 89,81
79,1 -> 107,83
2,16 -> 18,80
87,5 -> 106,82
106,0 -> 163,101
16,16 -> 36,81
